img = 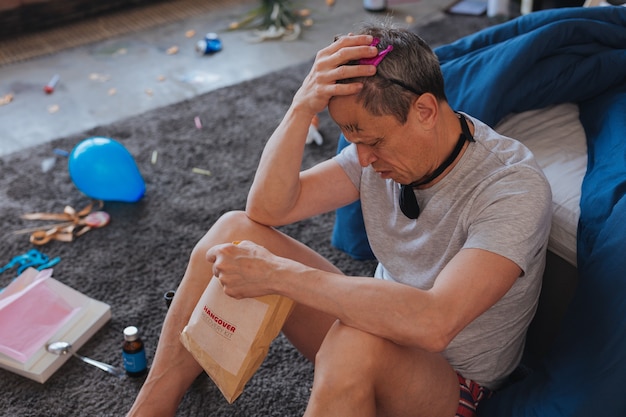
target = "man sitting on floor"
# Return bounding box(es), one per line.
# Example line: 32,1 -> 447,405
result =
127,22 -> 552,417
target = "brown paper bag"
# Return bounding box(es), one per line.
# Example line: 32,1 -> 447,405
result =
180,277 -> 294,403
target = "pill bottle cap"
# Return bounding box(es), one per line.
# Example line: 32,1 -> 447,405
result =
123,326 -> 140,341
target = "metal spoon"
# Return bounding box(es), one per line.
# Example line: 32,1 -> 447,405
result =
46,341 -> 125,378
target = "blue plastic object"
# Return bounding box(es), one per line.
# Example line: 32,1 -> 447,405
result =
0,249 -> 61,287
68,137 -> 145,202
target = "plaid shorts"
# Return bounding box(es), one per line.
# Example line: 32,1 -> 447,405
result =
456,373 -> 493,417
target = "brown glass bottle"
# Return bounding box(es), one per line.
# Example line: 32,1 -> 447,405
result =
122,326 -> 147,377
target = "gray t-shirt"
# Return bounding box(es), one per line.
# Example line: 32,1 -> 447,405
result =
333,114 -> 552,389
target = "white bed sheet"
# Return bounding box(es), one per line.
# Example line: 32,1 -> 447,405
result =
495,103 -> 587,267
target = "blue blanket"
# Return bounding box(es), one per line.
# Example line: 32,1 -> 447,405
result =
436,6 -> 626,417
332,7 -> 626,416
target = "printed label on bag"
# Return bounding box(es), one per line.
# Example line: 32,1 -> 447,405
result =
188,278 -> 269,375
201,305 -> 238,339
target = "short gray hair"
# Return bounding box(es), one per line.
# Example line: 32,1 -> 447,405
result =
341,22 -> 447,124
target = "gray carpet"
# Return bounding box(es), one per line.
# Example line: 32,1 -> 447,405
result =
0,13 -> 498,417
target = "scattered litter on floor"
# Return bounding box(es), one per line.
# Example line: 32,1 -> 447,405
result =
53,148 -> 69,157
108,88 -> 117,96
192,167 -> 212,176
157,75 -> 166,82
245,24 -> 301,43
89,73 -> 111,82
185,30 -> 196,38
306,114 -> 323,145
151,150 -> 158,165
47,104 -> 60,114
194,116 -> 202,129
15,201 -> 110,245
44,74 -> 60,94
195,33 -> 222,55
41,157 -> 57,173
0,93 -> 13,106
166,45 -> 179,55
145,88 -> 153,96
179,70 -> 220,85
0,249 -> 61,277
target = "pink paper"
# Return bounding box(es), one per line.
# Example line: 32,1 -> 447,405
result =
0,270 -> 79,363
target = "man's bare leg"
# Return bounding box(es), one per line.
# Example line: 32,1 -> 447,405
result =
127,211 -> 339,416
304,321 -> 460,417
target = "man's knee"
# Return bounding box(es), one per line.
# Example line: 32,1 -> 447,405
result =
315,322 -> 382,380
211,210 -> 277,240
191,211 -> 252,253
309,322 -> 388,410
211,210 -> 252,233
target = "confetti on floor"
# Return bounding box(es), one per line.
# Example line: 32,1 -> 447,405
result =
0,93 -> 14,106
192,167 -> 212,176
89,73 -> 111,82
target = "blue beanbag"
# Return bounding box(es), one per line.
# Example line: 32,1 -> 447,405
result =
331,134 -> 375,260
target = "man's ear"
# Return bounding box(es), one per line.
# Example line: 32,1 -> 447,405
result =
412,93 -> 438,130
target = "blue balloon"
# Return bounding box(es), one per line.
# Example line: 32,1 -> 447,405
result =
68,137 -> 145,202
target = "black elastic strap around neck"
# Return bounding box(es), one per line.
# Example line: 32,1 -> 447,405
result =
399,113 -> 474,219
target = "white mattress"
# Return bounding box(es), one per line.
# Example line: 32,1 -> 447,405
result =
495,103 -> 587,267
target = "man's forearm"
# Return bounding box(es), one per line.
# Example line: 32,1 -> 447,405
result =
246,105 -> 316,224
